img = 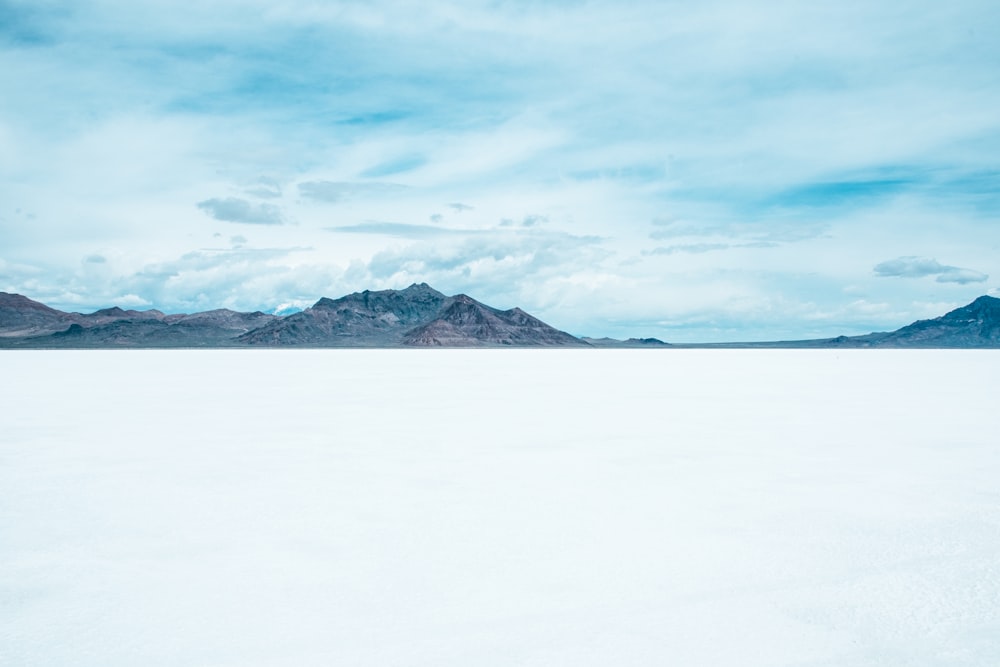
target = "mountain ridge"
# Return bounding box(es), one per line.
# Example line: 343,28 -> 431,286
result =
1,289 -> 998,348
0,284 -> 586,348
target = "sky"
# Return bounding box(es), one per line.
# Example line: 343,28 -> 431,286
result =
1,0 -> 999,341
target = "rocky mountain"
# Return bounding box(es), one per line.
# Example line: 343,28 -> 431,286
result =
238,283 -> 450,346
0,292 -> 279,347
670,295 -> 1000,348
0,284 -> 585,348
237,284 -> 587,347
2,290 -> 998,348
861,295 -> 1000,348
401,294 -> 585,346
0,292 -> 75,337
44,309 -> 280,347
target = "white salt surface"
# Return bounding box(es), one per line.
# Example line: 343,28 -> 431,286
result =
2,350 -> 999,666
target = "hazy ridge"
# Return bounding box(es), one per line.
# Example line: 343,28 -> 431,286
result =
2,288 -> 999,348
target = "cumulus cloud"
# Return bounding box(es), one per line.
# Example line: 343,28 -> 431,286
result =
111,293 -> 152,308
298,181 -> 406,203
361,231 -> 608,291
873,256 -> 988,284
123,246 -> 321,312
84,254 -> 107,263
196,198 -> 284,225
448,202 -> 474,212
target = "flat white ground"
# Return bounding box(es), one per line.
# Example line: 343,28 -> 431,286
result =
2,350 -> 999,666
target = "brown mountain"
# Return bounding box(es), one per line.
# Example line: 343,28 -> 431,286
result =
402,294 -> 585,346
0,292 -> 75,337
4,289 -> 998,349
236,283 -> 450,346
859,295 -> 1000,348
0,285 -> 584,347
237,284 -> 585,347
0,293 -> 277,347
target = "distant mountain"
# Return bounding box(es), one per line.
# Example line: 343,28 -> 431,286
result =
238,283 -> 450,346
2,290 -> 998,348
238,284 -> 586,347
862,295 -> 1000,348
0,285 -> 585,348
581,337 -> 672,348
671,295 -> 1000,349
46,309 -> 279,347
401,294 -> 584,346
0,292 -> 74,337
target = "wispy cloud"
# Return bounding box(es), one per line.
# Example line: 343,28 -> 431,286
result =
196,198 -> 284,225
360,156 -> 426,178
645,242 -> 777,256
326,222 -> 470,238
874,256 -> 988,284
244,185 -> 282,199
298,181 -> 406,203
762,178 -> 914,211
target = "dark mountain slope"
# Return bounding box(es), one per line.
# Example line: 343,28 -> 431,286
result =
0,293 -> 277,347
5,288 -> 998,349
0,292 -> 75,336
31,310 -> 279,348
165,309 -> 278,333
870,295 -> 1000,348
237,283 -> 450,346
49,320 -> 192,347
402,295 -> 587,347
86,306 -> 166,322
669,296 -> 1000,348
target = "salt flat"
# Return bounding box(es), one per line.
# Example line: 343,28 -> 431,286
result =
2,350 -> 999,666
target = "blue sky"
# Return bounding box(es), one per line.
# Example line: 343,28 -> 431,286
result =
1,0 -> 998,341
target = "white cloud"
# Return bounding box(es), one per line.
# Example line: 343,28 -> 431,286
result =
874,256 -> 988,284
298,181 -> 406,203
111,293 -> 152,308
197,198 -> 284,225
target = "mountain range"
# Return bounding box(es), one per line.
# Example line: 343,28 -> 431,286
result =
0,284 -> 585,348
1,286 -> 998,348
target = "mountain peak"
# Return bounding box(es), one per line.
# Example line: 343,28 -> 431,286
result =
402,294 -> 585,347
90,306 -> 129,317
965,294 -> 1000,311
939,295 -> 1000,322
869,294 -> 1000,348
312,283 -> 446,310
403,282 -> 437,292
